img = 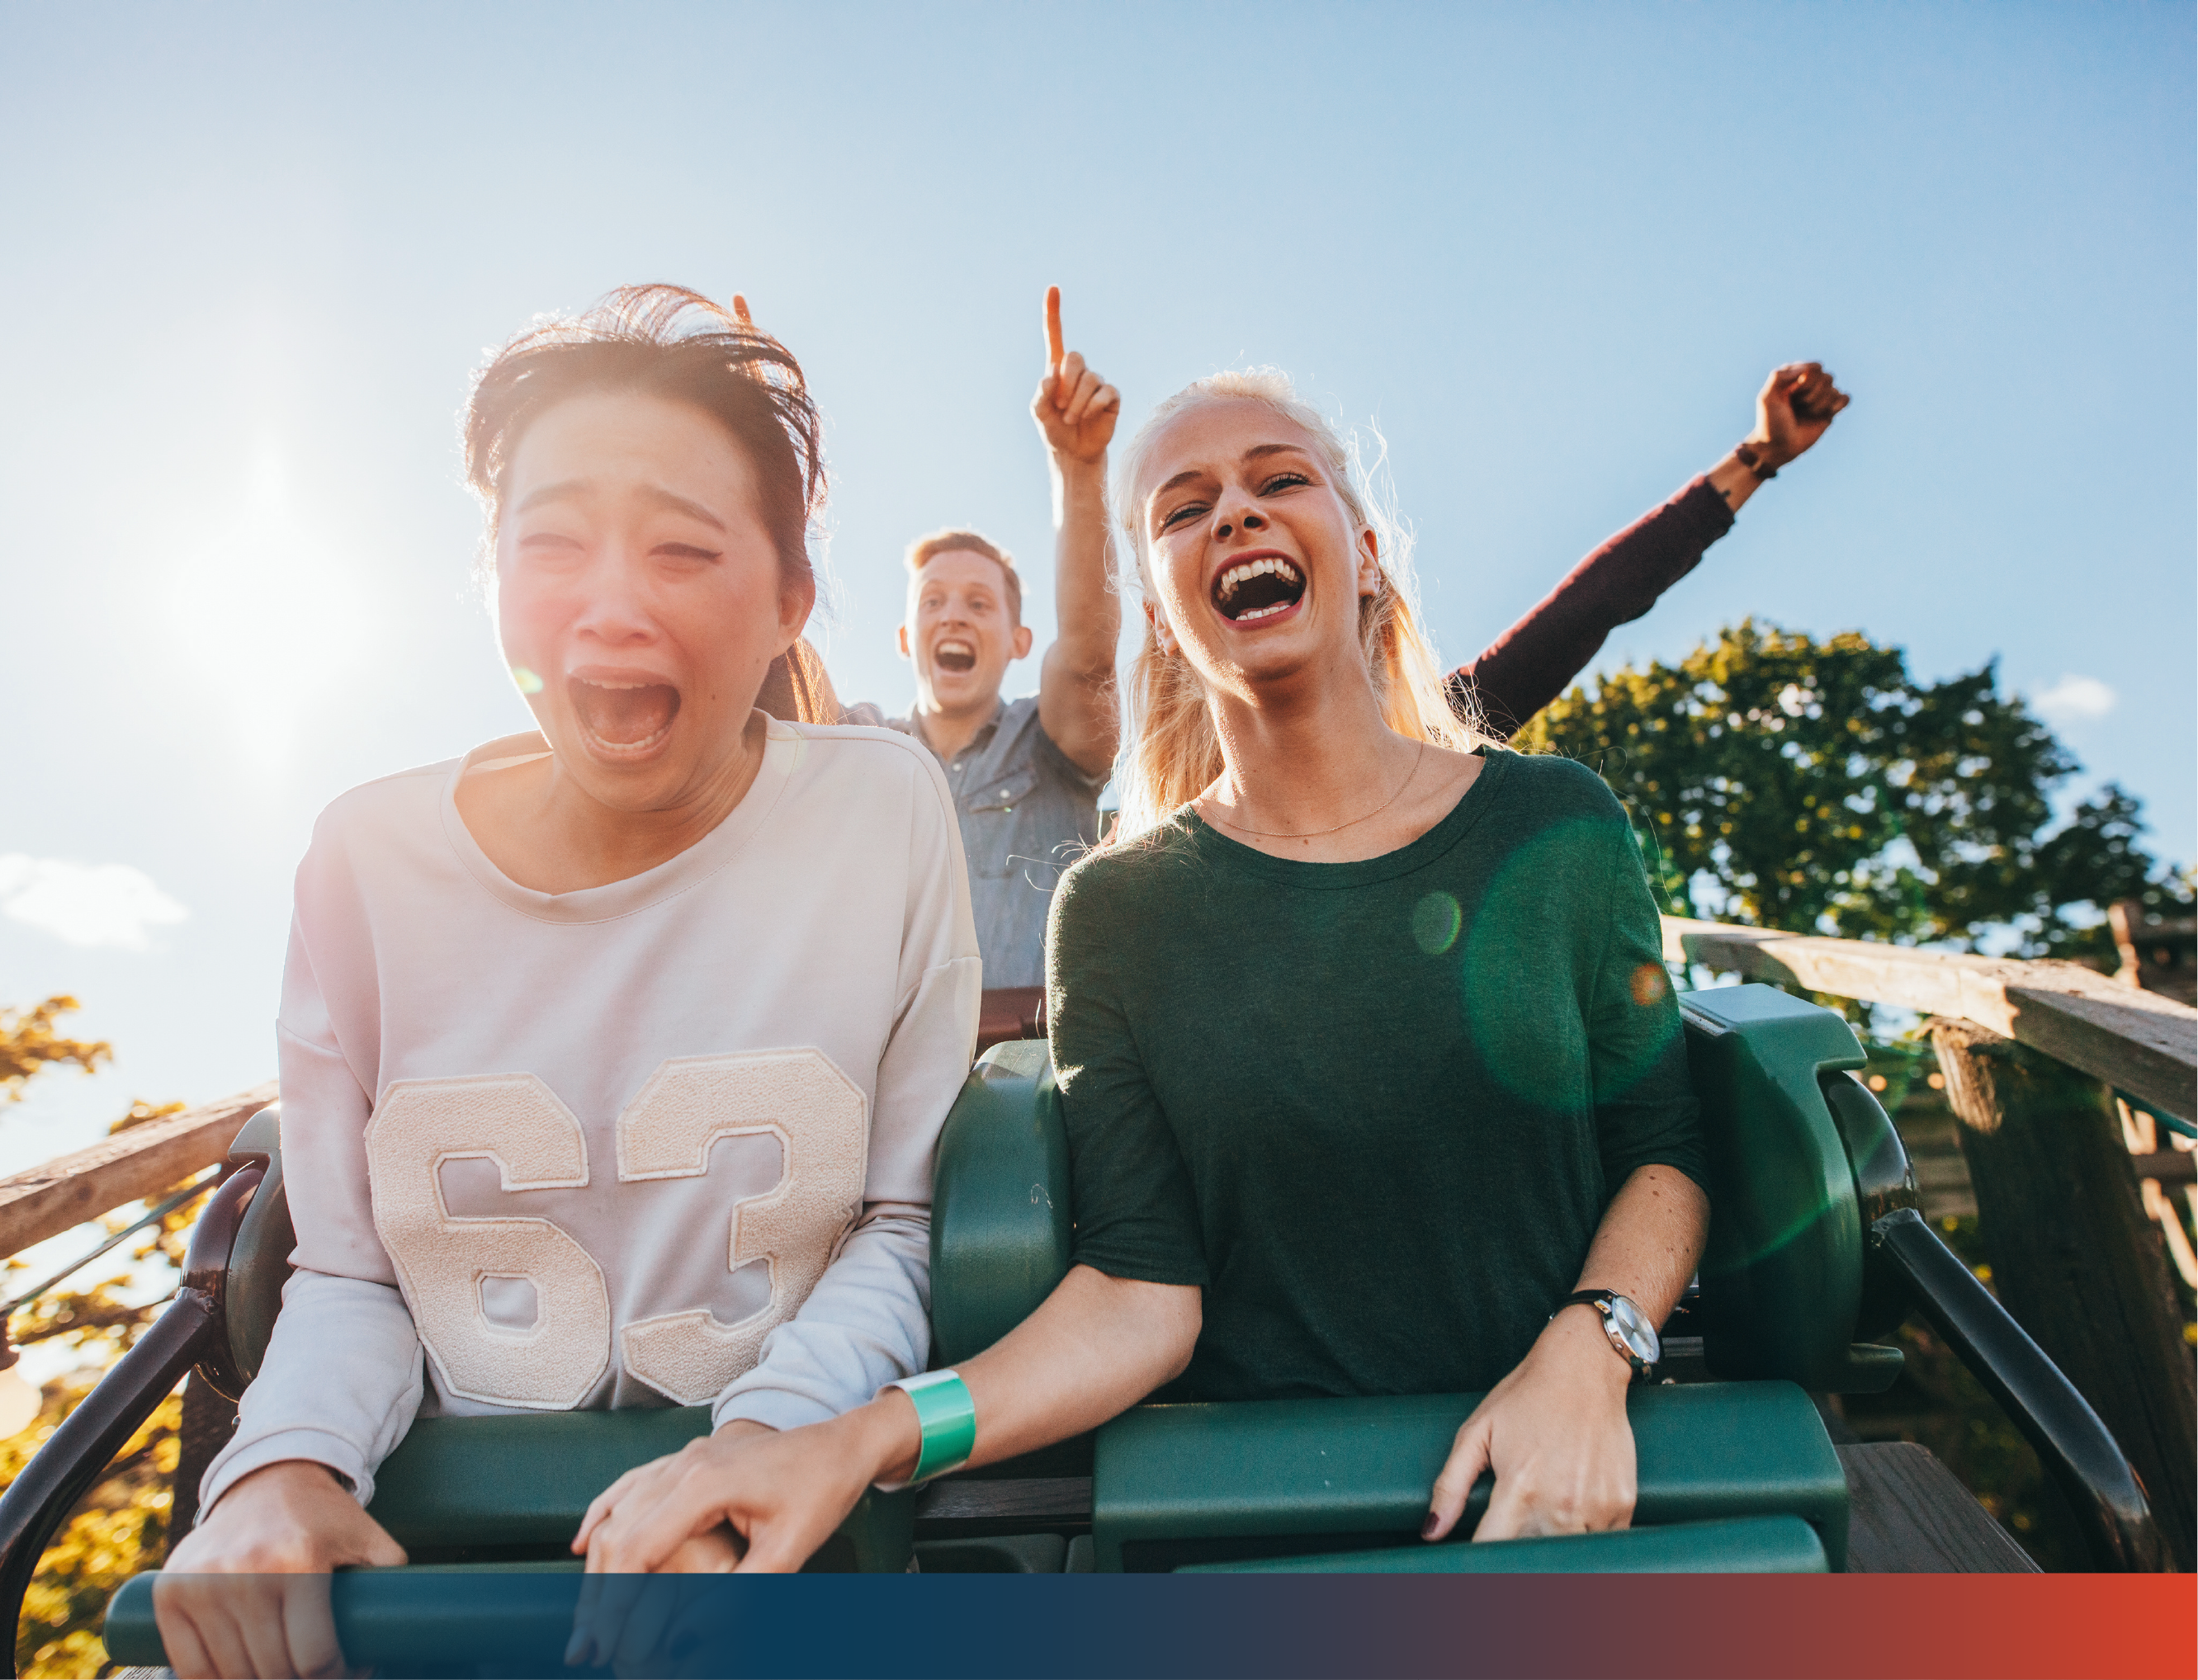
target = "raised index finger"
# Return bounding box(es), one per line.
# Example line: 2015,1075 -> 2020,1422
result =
1044,285 -> 1065,371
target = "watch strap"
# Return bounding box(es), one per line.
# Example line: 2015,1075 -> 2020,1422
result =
1559,1289 -> 1654,1380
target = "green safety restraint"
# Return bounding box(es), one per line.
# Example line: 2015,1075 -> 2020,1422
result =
110,980 -> 1895,1651
1085,984 -> 1904,1573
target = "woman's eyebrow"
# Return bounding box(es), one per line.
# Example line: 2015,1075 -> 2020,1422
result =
510,479 -> 726,532
1242,442 -> 1311,465
639,484 -> 726,531
513,478 -> 589,515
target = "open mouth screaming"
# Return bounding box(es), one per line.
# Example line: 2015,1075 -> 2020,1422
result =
1213,557 -> 1306,624
934,638 -> 978,675
569,675 -> 681,754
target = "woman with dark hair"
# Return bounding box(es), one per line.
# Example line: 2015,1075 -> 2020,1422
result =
157,287 -> 978,1673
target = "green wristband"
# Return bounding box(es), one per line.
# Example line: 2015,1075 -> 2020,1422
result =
889,1369 -> 976,1484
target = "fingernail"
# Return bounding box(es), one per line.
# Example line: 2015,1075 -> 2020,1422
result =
1421,1512 -> 1442,1540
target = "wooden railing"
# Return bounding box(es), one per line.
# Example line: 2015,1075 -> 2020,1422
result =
1666,913 -> 2198,1571
1661,917 -> 2196,1121
0,1084 -> 276,1261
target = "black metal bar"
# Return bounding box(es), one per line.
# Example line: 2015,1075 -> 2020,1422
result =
0,1291 -> 219,1674
0,1162 -> 261,1676
1870,1206 -> 2167,1572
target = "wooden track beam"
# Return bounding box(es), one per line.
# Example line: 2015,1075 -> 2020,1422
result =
0,1083 -> 276,1259
1662,918 -> 2197,1122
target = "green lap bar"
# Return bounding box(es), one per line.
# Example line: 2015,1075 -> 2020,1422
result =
1181,1514 -> 1827,1574
1091,1380 -> 1846,1572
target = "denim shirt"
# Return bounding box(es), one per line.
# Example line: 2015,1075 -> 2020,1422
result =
848,696 -> 1107,988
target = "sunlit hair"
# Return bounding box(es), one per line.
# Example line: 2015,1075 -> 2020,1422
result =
1110,370 -> 1488,839
905,527 -> 1022,625
462,284 -> 837,722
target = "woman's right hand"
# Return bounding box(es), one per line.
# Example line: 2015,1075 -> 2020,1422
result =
156,1460 -> 406,1678
1750,361 -> 1849,467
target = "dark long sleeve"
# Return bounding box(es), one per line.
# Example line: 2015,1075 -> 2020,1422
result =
1450,476 -> 1735,738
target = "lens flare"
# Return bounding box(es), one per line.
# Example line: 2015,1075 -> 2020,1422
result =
511,666 -> 545,695
1411,891 -> 1462,956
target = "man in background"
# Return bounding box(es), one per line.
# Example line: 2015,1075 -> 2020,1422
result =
848,288 -> 1120,991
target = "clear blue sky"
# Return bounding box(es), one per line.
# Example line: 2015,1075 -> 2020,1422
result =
2,2 -> 2191,1168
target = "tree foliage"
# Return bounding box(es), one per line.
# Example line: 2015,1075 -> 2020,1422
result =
1,1001 -> 110,1103
1512,621 -> 2191,964
4,1033 -> 192,1677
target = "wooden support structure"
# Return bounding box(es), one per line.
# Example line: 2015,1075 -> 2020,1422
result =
1928,1020 -> 2196,1572
1661,917 -> 2198,1122
0,1083 -> 275,1259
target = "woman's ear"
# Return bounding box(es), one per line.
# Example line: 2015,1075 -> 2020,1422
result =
1145,599 -> 1177,655
778,571 -> 819,651
1357,527 -> 1383,598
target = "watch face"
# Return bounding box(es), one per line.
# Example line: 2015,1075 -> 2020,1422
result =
1606,1295 -> 1660,1364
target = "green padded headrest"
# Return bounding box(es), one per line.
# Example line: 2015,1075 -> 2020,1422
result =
1681,984 -> 1899,1393
929,1041 -> 1072,1368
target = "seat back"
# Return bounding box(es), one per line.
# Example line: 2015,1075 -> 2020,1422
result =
929,1041 -> 1072,1366
1680,984 -> 1909,1393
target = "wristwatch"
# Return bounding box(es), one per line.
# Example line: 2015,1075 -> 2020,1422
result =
1557,1289 -> 1660,1380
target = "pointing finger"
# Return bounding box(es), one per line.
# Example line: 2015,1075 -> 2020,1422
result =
732,295 -> 754,328
1044,286 -> 1065,371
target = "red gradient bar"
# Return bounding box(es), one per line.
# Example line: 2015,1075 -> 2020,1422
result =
1367,1575 -> 2196,1680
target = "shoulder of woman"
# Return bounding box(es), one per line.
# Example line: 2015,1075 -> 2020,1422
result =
1488,748 -> 1628,823
1051,823 -> 1193,929
781,720 -> 955,814
312,753 -> 463,851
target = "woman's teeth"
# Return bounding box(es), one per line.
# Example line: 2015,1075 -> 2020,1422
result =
1215,557 -> 1306,621
569,677 -> 680,752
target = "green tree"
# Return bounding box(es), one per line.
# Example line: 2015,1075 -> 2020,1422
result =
1512,621 -> 2191,964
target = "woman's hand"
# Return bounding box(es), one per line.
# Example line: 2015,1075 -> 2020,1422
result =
1422,1306 -> 1638,1544
565,1405 -> 916,1667
154,1460 -> 406,1678
1749,361 -> 1850,468
1030,286 -> 1120,467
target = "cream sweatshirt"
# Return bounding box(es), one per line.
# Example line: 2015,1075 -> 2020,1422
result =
201,718 -> 981,1512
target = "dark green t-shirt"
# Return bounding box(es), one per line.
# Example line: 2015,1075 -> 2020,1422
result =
1045,749 -> 1705,1402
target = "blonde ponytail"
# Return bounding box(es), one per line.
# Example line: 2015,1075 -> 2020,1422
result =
1112,370 -> 1488,840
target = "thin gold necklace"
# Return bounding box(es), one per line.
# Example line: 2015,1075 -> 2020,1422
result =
1205,739 -> 1428,841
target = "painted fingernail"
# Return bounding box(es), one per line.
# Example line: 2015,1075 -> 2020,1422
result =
1421,1512 -> 1441,1540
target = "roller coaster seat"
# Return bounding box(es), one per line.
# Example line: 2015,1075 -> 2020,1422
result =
64,983 -> 2164,1664
211,988 -> 1863,1569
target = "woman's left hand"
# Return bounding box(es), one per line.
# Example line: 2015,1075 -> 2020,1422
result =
1421,1306 -> 1638,1543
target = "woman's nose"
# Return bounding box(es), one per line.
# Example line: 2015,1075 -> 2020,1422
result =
573,560 -> 657,643
1214,507 -> 1265,540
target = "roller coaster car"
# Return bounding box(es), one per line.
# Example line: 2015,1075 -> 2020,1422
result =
0,987 -> 2164,1673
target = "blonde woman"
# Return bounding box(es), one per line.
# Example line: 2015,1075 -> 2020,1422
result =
569,369 -> 1709,1581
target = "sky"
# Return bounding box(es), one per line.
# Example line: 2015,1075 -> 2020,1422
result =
2,2 -> 2192,1177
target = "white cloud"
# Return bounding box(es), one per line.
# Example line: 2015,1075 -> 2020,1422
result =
2031,674 -> 2117,726
0,855 -> 189,951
